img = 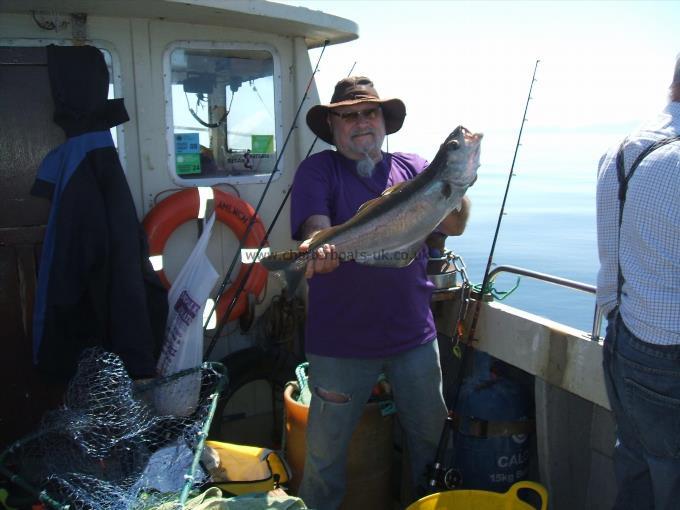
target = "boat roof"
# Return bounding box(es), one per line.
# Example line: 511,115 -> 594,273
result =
0,0 -> 359,48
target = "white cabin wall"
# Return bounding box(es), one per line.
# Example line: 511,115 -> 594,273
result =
292,36 -> 333,166
127,19 -> 315,341
83,15 -> 141,214
128,18 -> 157,217
0,14 -> 38,39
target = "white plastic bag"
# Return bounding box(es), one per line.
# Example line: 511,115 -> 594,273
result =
133,441 -> 195,493
155,213 -> 219,416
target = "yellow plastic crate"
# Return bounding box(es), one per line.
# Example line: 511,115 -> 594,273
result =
406,481 -> 547,510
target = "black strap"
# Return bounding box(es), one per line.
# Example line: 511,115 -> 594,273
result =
452,414 -> 535,438
614,135 -> 680,304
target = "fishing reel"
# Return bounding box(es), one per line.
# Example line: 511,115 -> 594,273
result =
428,462 -> 462,492
426,413 -> 463,493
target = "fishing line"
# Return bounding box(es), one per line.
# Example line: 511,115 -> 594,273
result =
427,59 -> 540,493
203,51 -> 360,359
465,58 -> 540,346
203,40 -> 330,358
204,57 -> 357,358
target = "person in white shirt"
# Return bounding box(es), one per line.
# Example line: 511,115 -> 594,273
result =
596,53 -> 680,510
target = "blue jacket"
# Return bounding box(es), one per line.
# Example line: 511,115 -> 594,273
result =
31,45 -> 167,380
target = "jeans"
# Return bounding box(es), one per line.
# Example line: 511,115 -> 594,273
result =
602,312 -> 680,510
299,340 -> 448,510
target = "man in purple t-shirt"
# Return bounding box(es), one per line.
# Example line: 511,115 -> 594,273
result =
292,76 -> 471,509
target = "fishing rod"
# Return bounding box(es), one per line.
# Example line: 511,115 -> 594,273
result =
427,59 -> 540,493
203,59 -> 360,359
202,40 -> 329,358
203,134 -> 326,358
467,58 -> 540,346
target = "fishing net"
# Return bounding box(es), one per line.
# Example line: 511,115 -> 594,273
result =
0,349 -> 226,510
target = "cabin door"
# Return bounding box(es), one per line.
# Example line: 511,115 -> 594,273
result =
0,47 -> 66,448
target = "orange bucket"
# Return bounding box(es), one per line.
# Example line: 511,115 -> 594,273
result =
283,382 -> 393,510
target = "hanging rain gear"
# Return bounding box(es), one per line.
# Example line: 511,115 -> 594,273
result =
31,45 -> 167,380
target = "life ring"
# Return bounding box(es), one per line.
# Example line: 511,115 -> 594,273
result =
142,187 -> 268,323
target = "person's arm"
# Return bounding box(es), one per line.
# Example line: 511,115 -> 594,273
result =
438,196 -> 471,236
298,214 -> 339,278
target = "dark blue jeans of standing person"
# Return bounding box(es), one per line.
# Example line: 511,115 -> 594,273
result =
602,311 -> 680,510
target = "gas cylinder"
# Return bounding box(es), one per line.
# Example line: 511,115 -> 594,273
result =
451,352 -> 533,492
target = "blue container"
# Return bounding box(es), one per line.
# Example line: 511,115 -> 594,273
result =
451,352 -> 532,492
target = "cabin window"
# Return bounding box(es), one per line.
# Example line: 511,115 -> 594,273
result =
165,45 -> 279,184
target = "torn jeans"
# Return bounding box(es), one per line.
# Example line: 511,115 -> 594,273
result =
299,340 -> 447,510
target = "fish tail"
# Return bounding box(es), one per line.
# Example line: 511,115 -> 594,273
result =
260,250 -> 309,292
283,269 -> 305,294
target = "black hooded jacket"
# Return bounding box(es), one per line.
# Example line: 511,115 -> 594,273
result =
31,45 -> 167,380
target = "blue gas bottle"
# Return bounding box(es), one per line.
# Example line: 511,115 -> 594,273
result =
451,351 -> 533,492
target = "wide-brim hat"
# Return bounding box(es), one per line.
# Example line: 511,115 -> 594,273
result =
306,76 -> 406,145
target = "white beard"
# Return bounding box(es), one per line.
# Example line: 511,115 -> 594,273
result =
356,154 -> 376,178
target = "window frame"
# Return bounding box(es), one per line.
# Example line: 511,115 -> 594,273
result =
163,40 -> 283,187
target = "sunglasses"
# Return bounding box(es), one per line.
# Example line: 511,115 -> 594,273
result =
329,107 -> 381,123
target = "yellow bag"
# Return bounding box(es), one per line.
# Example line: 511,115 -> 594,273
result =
203,441 -> 292,496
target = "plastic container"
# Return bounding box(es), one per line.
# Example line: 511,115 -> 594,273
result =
283,382 -> 393,510
406,480 -> 547,510
427,254 -> 458,289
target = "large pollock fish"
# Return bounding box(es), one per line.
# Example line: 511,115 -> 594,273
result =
262,125 -> 482,276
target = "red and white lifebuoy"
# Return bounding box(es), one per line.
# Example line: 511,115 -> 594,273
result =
142,187 -> 268,323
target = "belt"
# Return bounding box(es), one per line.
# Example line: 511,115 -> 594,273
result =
452,415 -> 535,438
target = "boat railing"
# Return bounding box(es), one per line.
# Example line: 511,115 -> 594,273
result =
487,265 -> 603,341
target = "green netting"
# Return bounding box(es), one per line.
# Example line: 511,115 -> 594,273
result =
0,349 -> 226,510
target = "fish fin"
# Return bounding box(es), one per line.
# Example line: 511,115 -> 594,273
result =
381,181 -> 409,197
381,182 -> 409,196
261,250 -> 308,293
355,196 -> 385,215
356,240 -> 424,268
308,225 -> 341,245
354,182 -> 409,216
283,268 -> 305,294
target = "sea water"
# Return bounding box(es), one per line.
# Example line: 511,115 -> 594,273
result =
444,128 -> 621,334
